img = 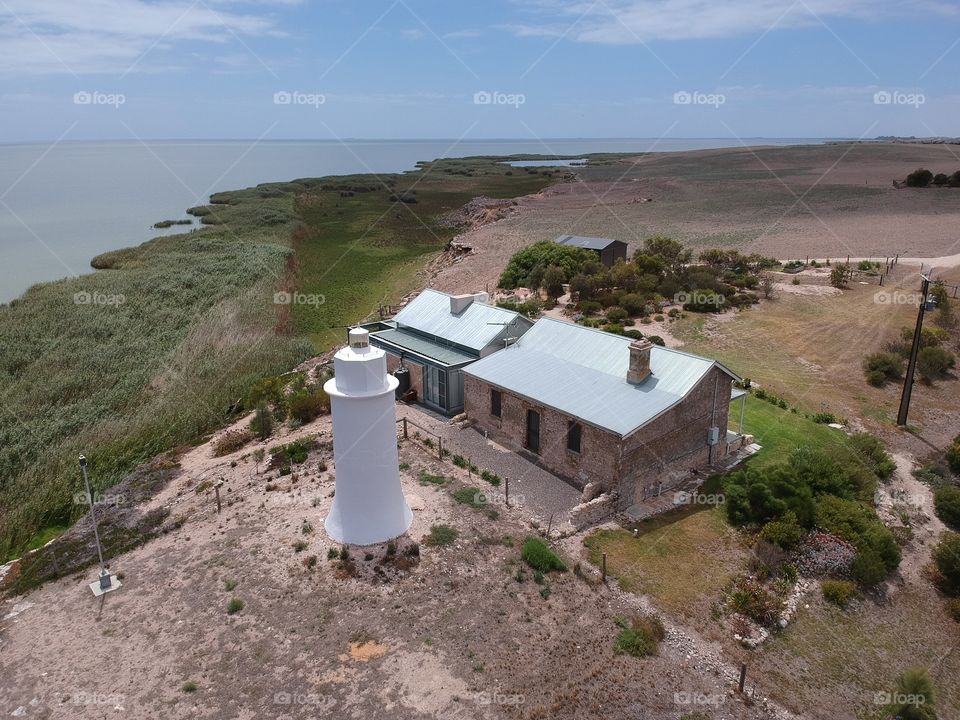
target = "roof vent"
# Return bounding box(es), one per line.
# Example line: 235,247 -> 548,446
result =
349,328 -> 370,349
627,338 -> 653,385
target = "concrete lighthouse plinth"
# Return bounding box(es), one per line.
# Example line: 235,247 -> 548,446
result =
323,328 -> 412,545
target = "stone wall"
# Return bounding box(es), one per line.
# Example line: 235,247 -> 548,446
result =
465,365 -> 734,510
464,374 -> 618,490
568,492 -> 620,530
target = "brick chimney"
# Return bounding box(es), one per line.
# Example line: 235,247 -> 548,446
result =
627,338 -> 653,384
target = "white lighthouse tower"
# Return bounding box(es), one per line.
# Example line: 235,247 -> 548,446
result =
323,328 -> 412,545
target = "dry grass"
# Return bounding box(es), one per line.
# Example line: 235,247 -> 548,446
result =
585,506 -> 748,619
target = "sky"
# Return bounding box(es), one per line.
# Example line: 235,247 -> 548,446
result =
0,0 -> 957,142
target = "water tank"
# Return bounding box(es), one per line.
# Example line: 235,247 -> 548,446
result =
394,366 -> 410,399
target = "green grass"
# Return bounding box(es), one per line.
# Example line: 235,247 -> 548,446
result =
0,156 -> 557,563
425,524 -> 458,546
226,598 -> 244,615
733,395 -> 852,469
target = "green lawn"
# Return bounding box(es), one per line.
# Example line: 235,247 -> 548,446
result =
733,395 -> 853,469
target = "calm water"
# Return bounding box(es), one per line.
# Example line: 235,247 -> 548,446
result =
0,138 -> 831,303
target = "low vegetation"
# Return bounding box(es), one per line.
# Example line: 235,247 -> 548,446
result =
613,614 -> 665,657
521,536 -> 567,572
425,524 -> 458,546
821,579 -> 856,608
934,485 -> 960,530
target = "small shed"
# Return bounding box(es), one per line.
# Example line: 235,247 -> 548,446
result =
555,234 -> 628,267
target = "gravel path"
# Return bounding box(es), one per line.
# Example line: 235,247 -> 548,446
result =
396,404 -> 581,524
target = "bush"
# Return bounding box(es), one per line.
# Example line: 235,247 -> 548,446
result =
948,598 -> 960,622
821,579 -> 855,608
815,495 -> 901,577
682,288 -> 727,313
917,346 -> 955,383
905,168 -> 934,187
933,532 -> 960,595
863,352 -> 903,386
605,306 -> 628,323
619,293 -> 645,315
288,386 -> 330,424
830,263 -> 853,288
848,433 -> 896,480
760,513 -> 804,548
890,667 -> 936,720
934,486 -> 960,530
425,524 -> 458,547
212,429 -> 254,457
226,598 -> 244,615
851,549 -> 887,588
499,241 -> 595,289
521,536 -> 567,572
646,335 -> 665,346
947,439 -> 960,474
578,300 -> 602,315
613,615 -> 665,657
727,575 -> 784,627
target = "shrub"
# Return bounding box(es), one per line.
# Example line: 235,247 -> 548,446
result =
727,575 -> 784,627
947,439 -> 960,474
226,598 -> 244,615
425,524 -> 458,546
905,168 -> 934,187
646,335 -> 665,346
288,386 -> 330,423
917,346 -> 955,383
948,598 -> 960,622
292,539 -> 308,552
821,579 -> 855,608
848,433 -> 896,480
212,429 -> 254,457
815,495 -> 901,576
613,615 -> 665,657
682,288 -> 727,313
181,681 -> 198,693
521,536 -> 567,572
890,667 -> 936,720
498,241 -> 595,289
760,513 -> 804,548
606,306 -> 628,323
934,486 -> 960,530
811,412 -> 837,425
578,300 -> 602,315
830,263 -> 853,288
863,352 -> 903,386
933,532 -> 960,595
619,293 -> 645,315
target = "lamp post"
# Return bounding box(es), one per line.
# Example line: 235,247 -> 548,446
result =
79,454 -> 118,595
896,274 -> 935,427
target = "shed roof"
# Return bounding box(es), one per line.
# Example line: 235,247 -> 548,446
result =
392,288 -> 529,353
555,234 -> 626,251
463,317 -> 738,437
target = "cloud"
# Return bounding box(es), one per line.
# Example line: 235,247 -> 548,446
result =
0,0 -> 284,75
508,0 -> 959,43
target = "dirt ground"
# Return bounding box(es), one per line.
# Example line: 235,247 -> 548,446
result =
432,143 -> 960,297
0,411 -> 789,720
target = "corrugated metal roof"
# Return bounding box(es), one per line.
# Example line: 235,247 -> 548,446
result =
370,328 -> 476,366
555,234 -> 624,251
464,318 -> 733,436
392,289 -> 530,352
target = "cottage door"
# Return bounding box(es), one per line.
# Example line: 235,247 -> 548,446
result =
526,410 -> 540,454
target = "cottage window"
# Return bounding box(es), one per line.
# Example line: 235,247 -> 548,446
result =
567,421 -> 582,453
490,389 -> 502,418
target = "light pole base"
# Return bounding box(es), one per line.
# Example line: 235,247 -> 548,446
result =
89,571 -> 121,597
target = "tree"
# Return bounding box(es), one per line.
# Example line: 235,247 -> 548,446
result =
525,263 -> 546,292
568,273 -> 591,300
610,259 -> 640,293
933,172 -> 949,186
250,404 -> 274,440
542,264 -> 566,299
830,263 -> 853,288
759,272 -> 777,300
905,168 -> 934,187
890,667 -> 937,720
643,235 -> 691,276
